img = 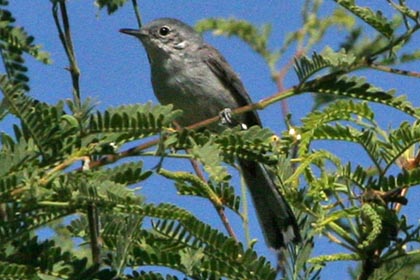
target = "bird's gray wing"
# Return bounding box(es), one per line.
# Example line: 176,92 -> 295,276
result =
199,44 -> 301,249
199,43 -> 261,127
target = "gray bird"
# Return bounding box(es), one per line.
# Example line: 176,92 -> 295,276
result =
120,18 -> 300,249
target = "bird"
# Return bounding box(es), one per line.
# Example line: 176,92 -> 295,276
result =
120,18 -> 301,249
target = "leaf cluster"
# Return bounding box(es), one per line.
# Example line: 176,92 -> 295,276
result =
0,1 -> 419,280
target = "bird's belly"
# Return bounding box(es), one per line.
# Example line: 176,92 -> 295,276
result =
152,69 -> 239,128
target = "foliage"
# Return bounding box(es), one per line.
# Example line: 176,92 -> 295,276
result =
0,1 -> 419,280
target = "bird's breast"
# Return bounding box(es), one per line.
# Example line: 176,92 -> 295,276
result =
150,58 -> 239,127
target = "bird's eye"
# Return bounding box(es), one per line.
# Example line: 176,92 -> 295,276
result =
159,26 -> 170,36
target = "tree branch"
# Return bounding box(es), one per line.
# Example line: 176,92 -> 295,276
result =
52,1 -> 81,109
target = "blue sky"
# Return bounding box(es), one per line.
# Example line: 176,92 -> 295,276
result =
5,1 -> 420,279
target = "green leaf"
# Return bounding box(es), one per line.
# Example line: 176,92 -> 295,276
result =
0,205 -> 73,243
217,126 -> 276,165
94,162 -> 153,186
95,0 -> 129,14
401,50 -> 420,63
151,219 -> 276,279
70,177 -> 142,208
294,52 -> 331,83
334,0 -> 394,38
0,260 -> 39,280
301,75 -> 419,118
285,150 -> 341,186
190,141 -> 230,182
383,121 -> 420,168
87,103 -> 181,144
0,75 -> 81,160
301,99 -> 375,129
196,18 -> 280,68
0,4 -> 51,90
294,49 -> 357,83
309,253 -> 360,264
97,201 -> 276,279
0,173 -> 21,200
387,1 -> 420,21
367,249 -> 420,279
337,163 -> 370,190
174,179 -> 241,213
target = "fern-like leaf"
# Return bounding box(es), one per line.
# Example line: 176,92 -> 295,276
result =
0,75 -> 79,160
174,180 -> 241,214
337,163 -> 371,190
108,202 -> 276,278
301,99 -> 375,130
70,179 -> 142,208
382,121 -> 420,168
0,131 -> 39,176
93,162 -> 153,186
382,169 -> 420,191
87,103 -> 181,144
299,123 -> 361,155
190,141 -> 230,182
299,123 -> 384,168
0,205 -> 73,243
195,18 -> 280,68
152,219 -> 276,279
0,173 -> 21,200
294,52 -> 331,83
334,0 -> 394,38
217,126 -> 277,165
0,260 -> 38,280
294,49 -> 356,83
0,3 -> 51,90
302,75 -> 419,118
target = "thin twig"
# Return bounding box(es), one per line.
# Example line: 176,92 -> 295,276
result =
178,113 -> 237,240
131,0 -> 143,28
239,169 -> 251,247
87,137 -> 160,170
82,85 -> 299,172
82,67 -> 358,173
370,23 -> 420,58
188,155 -> 238,241
87,203 -> 101,265
52,1 -> 81,109
369,62 -> 420,78
84,131 -> 239,240
272,49 -> 305,121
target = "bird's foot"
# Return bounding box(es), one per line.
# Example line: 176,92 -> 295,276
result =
219,108 -> 247,130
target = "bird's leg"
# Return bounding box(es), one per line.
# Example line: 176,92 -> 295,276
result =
219,108 -> 248,130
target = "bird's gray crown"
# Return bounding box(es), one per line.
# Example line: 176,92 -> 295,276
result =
137,18 -> 203,54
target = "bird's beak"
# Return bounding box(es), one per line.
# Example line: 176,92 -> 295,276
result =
119,28 -> 146,38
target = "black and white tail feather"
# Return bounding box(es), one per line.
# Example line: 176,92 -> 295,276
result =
239,159 -> 301,249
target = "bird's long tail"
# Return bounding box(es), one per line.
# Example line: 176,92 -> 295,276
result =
239,159 -> 301,249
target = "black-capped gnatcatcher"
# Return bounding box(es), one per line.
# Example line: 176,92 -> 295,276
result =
120,18 -> 301,249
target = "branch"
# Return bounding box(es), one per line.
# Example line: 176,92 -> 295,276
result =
188,155 -> 238,241
131,0 -> 143,28
370,23 -> 420,58
369,62 -> 420,78
52,1 -> 81,109
357,252 -> 380,280
87,203 -> 102,266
